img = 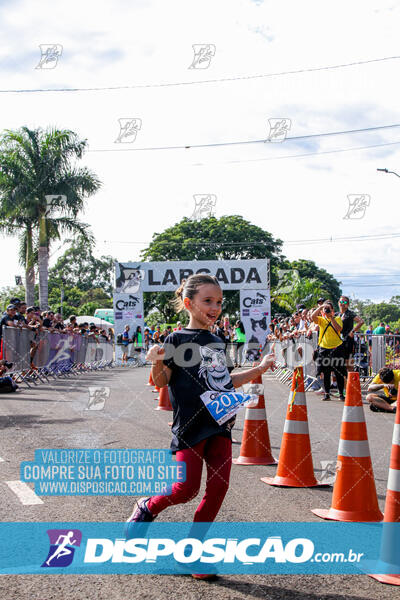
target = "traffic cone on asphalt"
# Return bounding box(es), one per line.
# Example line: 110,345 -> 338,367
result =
261,366 -> 327,487
233,371 -> 277,466
312,371 -> 383,521
369,392 -> 400,585
155,386 -> 173,411
152,383 -> 160,394
147,371 -> 155,386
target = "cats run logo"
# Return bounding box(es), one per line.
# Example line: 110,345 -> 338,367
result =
42,529 -> 82,568
115,264 -> 145,293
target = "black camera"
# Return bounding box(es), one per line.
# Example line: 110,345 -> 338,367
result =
324,307 -> 331,314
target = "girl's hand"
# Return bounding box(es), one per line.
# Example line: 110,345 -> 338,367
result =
259,353 -> 276,374
146,344 -> 165,363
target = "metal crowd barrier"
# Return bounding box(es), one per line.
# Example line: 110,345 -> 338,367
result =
3,326 -> 115,388
264,332 -> 380,392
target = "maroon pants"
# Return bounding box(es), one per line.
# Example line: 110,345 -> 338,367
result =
148,435 -> 232,522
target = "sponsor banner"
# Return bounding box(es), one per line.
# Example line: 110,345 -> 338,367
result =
240,289 -> 271,361
0,522 -> 398,575
115,260 -> 269,292
113,293 -> 145,361
20,449 -> 185,496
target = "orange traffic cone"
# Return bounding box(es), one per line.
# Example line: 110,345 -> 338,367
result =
369,392 -> 400,585
152,383 -> 160,394
155,385 -> 173,411
233,371 -> 277,466
147,371 -> 155,386
261,366 -> 327,487
312,371 -> 383,521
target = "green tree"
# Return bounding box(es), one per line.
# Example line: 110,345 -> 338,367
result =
273,259 -> 341,305
49,236 -> 114,295
0,285 -> 26,311
140,215 -> 285,319
0,126 -> 101,309
272,270 -> 327,312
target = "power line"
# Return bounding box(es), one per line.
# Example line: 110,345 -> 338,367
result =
1,54 -> 399,94
100,232 -> 400,246
86,124 -> 400,153
224,140 -> 400,165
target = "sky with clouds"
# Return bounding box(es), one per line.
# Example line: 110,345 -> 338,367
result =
0,0 -> 399,302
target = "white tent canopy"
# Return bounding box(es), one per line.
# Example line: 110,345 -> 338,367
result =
63,316 -> 113,330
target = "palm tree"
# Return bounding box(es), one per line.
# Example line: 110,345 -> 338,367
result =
0,126 -> 101,308
272,270 -> 328,312
0,208 -> 37,305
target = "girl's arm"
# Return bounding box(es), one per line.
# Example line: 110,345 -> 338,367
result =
231,354 -> 275,389
146,344 -> 172,387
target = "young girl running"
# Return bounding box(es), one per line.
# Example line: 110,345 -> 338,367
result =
125,274 -> 275,579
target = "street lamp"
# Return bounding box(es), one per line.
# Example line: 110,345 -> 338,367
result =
377,168 -> 400,178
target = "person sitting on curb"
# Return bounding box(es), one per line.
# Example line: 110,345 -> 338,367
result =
366,366 -> 398,413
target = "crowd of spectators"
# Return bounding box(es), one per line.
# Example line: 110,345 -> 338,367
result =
0,297 -> 114,360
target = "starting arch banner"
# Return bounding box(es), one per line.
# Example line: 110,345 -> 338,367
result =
113,260 -> 270,361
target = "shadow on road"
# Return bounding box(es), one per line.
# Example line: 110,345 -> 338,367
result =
0,415 -> 85,429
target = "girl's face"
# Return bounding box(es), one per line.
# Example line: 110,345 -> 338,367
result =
186,284 -> 222,327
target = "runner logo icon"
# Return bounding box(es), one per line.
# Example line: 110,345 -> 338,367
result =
42,529 -> 82,567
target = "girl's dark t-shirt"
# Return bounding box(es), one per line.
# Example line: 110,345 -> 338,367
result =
163,328 -> 235,453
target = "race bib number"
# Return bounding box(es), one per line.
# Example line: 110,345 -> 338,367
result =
200,391 -> 258,425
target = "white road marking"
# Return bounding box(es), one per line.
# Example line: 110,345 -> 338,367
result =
5,481 -> 43,505
0,457 -> 4,462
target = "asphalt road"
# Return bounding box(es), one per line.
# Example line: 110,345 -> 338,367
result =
0,365 -> 397,600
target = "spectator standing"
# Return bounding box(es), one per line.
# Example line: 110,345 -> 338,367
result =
373,322 -> 386,334
310,300 -> 347,401
337,296 -> 364,370
233,320 -> 246,367
0,305 -> 17,359
121,325 -> 130,364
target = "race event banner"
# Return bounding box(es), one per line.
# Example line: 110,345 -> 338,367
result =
115,259 -> 269,292
113,293 -> 145,361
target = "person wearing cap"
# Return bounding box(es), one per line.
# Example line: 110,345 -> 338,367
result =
173,321 -> 182,332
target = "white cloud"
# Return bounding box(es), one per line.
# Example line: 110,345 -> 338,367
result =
0,0 -> 399,302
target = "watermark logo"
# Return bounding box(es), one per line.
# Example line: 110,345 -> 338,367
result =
266,118 -> 291,142
243,382 -> 264,395
274,269 -> 298,295
188,44 -> 216,69
35,44 -> 63,69
45,194 -> 66,217
115,118 -> 142,143
343,194 -> 370,220
86,387 -> 110,411
319,460 -> 339,485
42,529 -> 82,567
190,194 -> 217,221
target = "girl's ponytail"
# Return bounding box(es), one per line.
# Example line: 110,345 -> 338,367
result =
171,279 -> 187,313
